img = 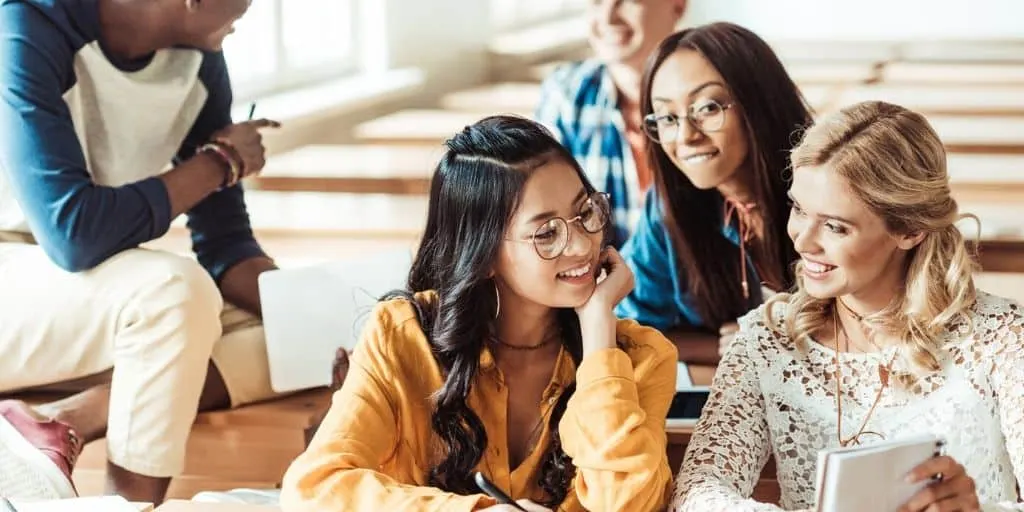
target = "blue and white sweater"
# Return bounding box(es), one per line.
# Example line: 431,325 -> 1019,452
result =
0,0 -> 264,278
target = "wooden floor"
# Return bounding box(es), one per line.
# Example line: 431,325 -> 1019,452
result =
72,389 -> 333,499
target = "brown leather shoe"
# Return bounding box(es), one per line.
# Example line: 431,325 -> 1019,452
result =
0,400 -> 80,500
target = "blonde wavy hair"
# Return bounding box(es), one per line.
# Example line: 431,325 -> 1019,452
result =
768,101 -> 979,372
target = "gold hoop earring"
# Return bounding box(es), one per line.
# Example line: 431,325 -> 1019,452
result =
493,282 -> 501,319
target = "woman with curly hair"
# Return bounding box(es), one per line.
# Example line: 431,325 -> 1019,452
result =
672,101 -> 1024,511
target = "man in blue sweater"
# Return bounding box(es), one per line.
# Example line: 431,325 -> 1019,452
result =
0,0 -> 285,504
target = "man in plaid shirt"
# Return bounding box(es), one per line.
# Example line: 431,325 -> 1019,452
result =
535,0 -> 687,248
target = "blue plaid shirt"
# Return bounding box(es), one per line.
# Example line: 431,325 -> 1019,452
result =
535,59 -> 645,248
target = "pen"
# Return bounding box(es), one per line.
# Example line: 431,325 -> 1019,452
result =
247,102 -> 257,121
473,472 -> 526,510
1,497 -> 19,512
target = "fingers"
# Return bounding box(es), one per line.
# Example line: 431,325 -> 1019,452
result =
246,118 -> 281,129
599,245 -> 624,267
248,149 -> 267,175
899,479 -> 959,512
215,130 -> 267,176
899,458 -> 978,512
899,475 -> 978,512
601,246 -> 631,279
905,456 -> 962,484
601,246 -> 634,294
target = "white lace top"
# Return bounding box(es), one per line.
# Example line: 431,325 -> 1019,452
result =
671,291 -> 1024,512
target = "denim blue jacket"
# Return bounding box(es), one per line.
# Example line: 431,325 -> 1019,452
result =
616,190 -> 764,331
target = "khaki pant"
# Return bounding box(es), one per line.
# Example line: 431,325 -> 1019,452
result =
0,234 -> 280,477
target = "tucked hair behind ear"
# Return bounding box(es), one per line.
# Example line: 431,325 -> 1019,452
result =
770,100 -> 979,372
386,115 -> 594,506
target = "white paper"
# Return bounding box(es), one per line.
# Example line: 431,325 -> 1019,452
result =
9,496 -> 141,512
676,361 -> 694,390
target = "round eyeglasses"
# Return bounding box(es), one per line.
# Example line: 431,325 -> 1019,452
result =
506,192 -> 611,260
642,98 -> 735,144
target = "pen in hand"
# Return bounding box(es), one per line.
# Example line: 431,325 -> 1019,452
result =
247,102 -> 257,121
474,472 -> 527,511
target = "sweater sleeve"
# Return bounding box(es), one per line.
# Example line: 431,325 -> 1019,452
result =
0,2 -> 170,271
559,328 -> 678,511
670,325 -> 784,511
983,303 -> 1024,512
279,304 -> 495,512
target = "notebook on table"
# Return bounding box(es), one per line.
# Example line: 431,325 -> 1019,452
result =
815,434 -> 945,512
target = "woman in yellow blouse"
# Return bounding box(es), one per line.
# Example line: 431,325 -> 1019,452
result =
280,115 -> 678,512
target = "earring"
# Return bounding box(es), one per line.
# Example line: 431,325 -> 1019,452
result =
493,281 -> 501,319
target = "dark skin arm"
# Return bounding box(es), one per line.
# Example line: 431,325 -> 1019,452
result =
161,119 -> 279,218
160,152 -> 228,217
193,256 -> 277,413
219,255 -> 278,316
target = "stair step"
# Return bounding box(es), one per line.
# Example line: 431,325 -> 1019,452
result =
252,145 -> 440,195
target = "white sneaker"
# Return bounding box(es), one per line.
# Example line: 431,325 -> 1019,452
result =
0,402 -> 79,502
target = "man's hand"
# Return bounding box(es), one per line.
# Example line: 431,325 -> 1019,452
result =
331,348 -> 350,391
212,118 -> 280,178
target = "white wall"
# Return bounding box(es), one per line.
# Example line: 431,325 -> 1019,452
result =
262,0 -> 495,149
682,0 -> 1024,40
378,0 -> 492,100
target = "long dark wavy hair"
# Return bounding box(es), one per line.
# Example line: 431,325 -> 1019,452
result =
640,22 -> 811,328
385,115 -> 598,506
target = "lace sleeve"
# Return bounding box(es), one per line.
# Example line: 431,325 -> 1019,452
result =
984,304 -> 1024,512
670,325 -> 796,511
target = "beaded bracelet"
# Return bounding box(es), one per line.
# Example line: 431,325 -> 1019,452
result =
213,137 -> 247,174
197,142 -> 242,188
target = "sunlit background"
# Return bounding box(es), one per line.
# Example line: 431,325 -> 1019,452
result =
28,0 -> 1024,501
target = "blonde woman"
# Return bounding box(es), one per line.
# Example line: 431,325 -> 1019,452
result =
670,101 -> 1023,512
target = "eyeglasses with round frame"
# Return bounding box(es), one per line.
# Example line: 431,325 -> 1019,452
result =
642,98 -> 736,144
504,192 -> 611,260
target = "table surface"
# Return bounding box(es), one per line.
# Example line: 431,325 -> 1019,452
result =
154,501 -> 279,511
